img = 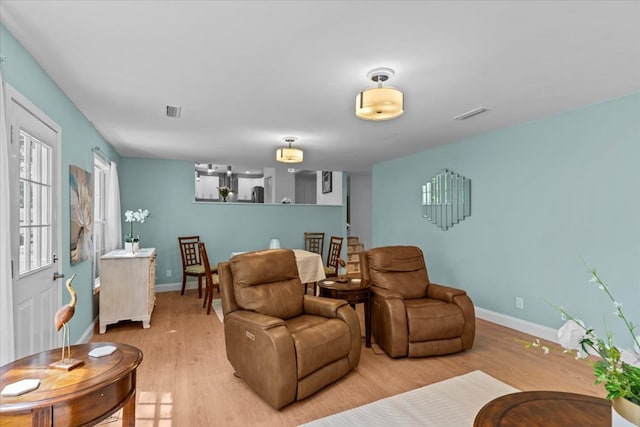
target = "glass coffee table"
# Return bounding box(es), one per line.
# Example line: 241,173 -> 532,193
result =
318,278 -> 371,347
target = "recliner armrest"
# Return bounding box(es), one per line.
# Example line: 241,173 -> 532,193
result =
371,286 -> 403,300
303,295 -> 348,318
226,310 -> 285,331
429,282 -> 476,351
427,282 -> 467,303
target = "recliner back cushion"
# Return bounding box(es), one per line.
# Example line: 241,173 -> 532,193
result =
367,246 -> 429,299
230,249 -> 304,319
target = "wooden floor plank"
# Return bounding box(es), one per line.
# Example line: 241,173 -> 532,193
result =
92,290 -> 603,426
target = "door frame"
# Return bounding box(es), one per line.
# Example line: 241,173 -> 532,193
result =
6,83 -> 63,354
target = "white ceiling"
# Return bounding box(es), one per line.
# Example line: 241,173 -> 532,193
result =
1,1 -> 639,174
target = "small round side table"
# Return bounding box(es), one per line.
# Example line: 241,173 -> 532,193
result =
474,390 -> 610,426
318,278 -> 371,348
1,342 -> 143,426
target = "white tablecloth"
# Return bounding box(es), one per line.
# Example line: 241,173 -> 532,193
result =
291,249 -> 326,284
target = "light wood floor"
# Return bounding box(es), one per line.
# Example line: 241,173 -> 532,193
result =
91,290 -> 604,427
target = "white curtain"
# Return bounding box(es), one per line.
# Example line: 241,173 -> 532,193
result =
0,71 -> 16,364
104,162 -> 122,251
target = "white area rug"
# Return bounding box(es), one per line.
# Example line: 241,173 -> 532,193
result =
300,370 -> 518,427
212,299 -> 223,323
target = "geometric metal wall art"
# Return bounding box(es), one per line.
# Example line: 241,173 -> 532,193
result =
422,169 -> 471,231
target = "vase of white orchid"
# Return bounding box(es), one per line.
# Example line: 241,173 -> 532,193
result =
525,267 -> 639,426
124,209 -> 151,252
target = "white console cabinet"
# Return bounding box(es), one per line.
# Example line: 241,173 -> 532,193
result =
99,248 -> 156,334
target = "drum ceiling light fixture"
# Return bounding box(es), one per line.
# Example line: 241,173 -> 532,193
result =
356,67 -> 403,121
276,136 -> 303,163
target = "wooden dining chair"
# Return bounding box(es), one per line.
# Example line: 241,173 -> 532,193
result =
303,232 -> 325,295
178,235 -> 209,298
324,236 -> 344,277
304,232 -> 325,256
198,242 -> 219,315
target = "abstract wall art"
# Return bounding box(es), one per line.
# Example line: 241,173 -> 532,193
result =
69,165 -> 93,264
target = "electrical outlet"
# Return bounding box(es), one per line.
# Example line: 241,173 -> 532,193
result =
515,297 -> 524,310
166,269 -> 172,278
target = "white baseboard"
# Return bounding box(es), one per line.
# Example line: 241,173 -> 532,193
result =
76,316 -> 98,344
475,306 -> 558,343
155,282 -> 206,293
156,281 -> 183,293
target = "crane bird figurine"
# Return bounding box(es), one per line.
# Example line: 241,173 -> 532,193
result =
49,273 -> 84,371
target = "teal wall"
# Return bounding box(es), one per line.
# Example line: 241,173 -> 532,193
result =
118,158 -> 346,286
373,93 -> 640,348
1,24 -> 119,345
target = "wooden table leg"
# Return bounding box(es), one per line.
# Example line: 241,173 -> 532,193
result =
122,391 -> 136,427
364,297 -> 371,348
122,372 -> 137,427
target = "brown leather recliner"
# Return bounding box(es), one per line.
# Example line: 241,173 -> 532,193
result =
218,249 -> 361,409
360,245 -> 475,358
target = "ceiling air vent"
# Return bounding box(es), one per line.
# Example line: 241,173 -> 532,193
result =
165,105 -> 182,118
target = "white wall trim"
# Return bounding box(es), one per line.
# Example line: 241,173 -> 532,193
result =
475,306 -> 559,343
77,316 -> 98,344
156,282 -> 184,293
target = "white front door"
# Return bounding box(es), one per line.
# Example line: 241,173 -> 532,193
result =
6,86 -> 62,359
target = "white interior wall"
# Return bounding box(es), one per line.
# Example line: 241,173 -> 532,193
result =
349,173 -> 372,249
316,171 -> 342,205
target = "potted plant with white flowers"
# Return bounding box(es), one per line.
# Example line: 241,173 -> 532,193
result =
124,209 -> 151,252
526,268 -> 639,425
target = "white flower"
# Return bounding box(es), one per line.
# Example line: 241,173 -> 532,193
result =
557,319 -> 587,350
126,208 -> 150,223
131,208 -> 150,223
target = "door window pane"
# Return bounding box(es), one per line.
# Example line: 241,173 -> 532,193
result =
30,138 -> 39,181
19,180 -> 25,225
18,130 -> 52,275
19,133 -> 26,178
29,227 -> 39,270
19,228 -> 26,274
30,182 -> 40,224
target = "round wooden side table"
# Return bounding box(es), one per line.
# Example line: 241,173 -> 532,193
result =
1,342 -> 143,427
318,278 -> 371,348
474,390 -> 610,426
